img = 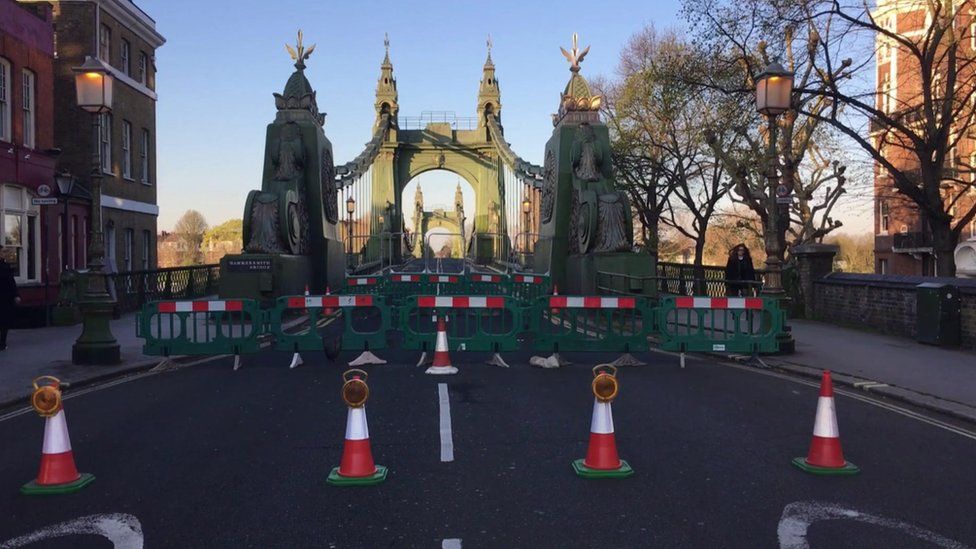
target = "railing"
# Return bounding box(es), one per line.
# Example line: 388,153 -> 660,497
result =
400,111 -> 479,131
656,262 -> 764,297
892,231 -> 934,251
109,264 -> 221,313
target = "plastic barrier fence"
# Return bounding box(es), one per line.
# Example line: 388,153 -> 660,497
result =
137,299 -> 264,356
343,276 -> 385,295
269,294 -> 389,353
511,274 -> 551,305
531,296 -> 655,352
656,296 -> 781,354
465,273 -> 509,296
398,295 -> 522,352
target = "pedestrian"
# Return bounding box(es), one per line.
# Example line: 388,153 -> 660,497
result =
0,247 -> 21,351
724,243 -> 756,297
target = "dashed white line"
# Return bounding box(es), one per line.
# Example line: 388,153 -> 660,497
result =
441,539 -> 462,549
438,383 -> 454,462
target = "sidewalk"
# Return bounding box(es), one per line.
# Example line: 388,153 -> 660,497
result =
762,319 -> 976,423
0,312 -> 163,408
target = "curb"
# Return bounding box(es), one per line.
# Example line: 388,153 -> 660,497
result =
726,354 -> 976,425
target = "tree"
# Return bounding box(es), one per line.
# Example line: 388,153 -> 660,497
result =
173,210 -> 208,266
825,232 -> 874,273
788,0 -> 976,275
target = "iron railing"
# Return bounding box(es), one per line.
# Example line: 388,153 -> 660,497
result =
109,264 -> 221,313
656,261 -> 764,297
892,231 -> 934,251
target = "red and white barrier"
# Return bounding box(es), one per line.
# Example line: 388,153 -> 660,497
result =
285,295 -> 374,309
549,296 -> 637,309
156,300 -> 243,313
470,274 -> 504,283
391,274 -> 421,282
417,296 -> 506,309
428,275 -> 460,283
513,274 -> 546,284
346,277 -> 380,286
674,297 -> 763,310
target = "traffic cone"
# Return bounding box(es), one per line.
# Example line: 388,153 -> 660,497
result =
324,286 -> 336,317
792,371 -> 859,475
425,315 -> 458,375
328,370 -> 387,486
22,378 -> 94,495
573,366 -> 633,479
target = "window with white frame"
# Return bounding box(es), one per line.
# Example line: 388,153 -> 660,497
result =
120,39 -> 130,75
123,228 -> 133,271
100,113 -> 112,173
0,184 -> 40,283
140,128 -> 150,183
122,120 -> 132,179
138,52 -> 147,85
22,69 -> 34,149
881,75 -> 892,113
99,24 -> 111,62
0,57 -> 10,142
142,230 -> 151,269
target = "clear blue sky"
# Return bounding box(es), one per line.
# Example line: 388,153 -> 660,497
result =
144,0 -> 679,230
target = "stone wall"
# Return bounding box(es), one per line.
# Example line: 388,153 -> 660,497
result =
813,273 -> 976,348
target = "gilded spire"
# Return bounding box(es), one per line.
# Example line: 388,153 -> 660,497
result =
559,32 -> 589,74
375,33 -> 399,123
285,29 -> 316,70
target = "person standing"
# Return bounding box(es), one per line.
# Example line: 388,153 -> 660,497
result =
0,248 -> 21,351
724,244 -> 757,297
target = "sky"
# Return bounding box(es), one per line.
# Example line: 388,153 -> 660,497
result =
142,0 -> 871,235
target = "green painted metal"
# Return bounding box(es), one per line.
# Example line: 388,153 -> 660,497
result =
327,465 -> 388,486
137,299 -> 264,357
21,473 -> 95,495
510,274 -> 552,305
398,295 -> 522,352
464,273 -> 511,298
342,276 -> 386,295
791,457 -> 860,476
656,296 -> 783,354
269,294 -> 389,353
572,459 -> 634,479
530,295 -> 655,353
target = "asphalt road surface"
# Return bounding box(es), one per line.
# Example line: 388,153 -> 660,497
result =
1,348 -> 975,548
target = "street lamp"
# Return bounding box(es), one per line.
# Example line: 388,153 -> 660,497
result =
345,195 -> 356,255
755,60 -> 794,297
521,194 -> 532,254
55,172 -> 75,270
70,56 -> 120,365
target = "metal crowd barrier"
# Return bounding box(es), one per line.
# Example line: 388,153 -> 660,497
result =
531,295 -> 656,353
137,299 -> 264,357
398,295 -> 522,352
656,296 -> 782,354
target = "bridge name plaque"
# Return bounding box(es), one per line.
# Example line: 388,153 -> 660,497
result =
225,258 -> 273,273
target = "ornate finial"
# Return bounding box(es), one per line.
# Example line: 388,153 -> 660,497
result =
285,29 -> 316,70
560,32 -> 590,73
384,32 -> 390,56
487,34 -> 493,55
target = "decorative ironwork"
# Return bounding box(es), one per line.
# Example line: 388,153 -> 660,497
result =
541,150 -> 556,223
108,264 -> 221,313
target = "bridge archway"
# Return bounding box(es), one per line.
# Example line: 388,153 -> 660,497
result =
403,170 -> 474,259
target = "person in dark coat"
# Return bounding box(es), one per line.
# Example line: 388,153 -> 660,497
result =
0,247 -> 20,351
724,244 -> 757,297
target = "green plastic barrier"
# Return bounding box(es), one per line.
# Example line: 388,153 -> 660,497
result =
656,296 -> 782,354
510,273 -> 552,306
269,294 -> 390,353
137,298 -> 264,356
530,295 -> 655,352
399,295 -> 522,352
342,276 -> 386,295
464,273 -> 511,296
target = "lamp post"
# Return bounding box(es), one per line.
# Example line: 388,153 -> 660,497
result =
755,60 -> 794,297
55,172 -> 75,270
345,195 -> 356,256
521,194 -> 532,255
71,56 -> 120,365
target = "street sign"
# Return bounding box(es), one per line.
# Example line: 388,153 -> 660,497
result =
31,197 -> 59,206
775,183 -> 793,204
37,184 -> 52,197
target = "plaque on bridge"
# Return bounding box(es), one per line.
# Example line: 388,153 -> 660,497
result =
225,258 -> 273,273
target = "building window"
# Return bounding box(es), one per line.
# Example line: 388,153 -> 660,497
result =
100,113 -> 112,173
22,69 -> 35,149
0,184 -> 40,283
142,230 -> 151,269
0,57 -> 10,142
122,120 -> 132,179
99,24 -> 111,62
120,39 -> 130,75
879,258 -> 888,275
140,129 -> 150,183
123,228 -> 133,271
881,75 -> 892,113
971,219 -> 976,239
138,52 -> 148,85
880,201 -> 890,233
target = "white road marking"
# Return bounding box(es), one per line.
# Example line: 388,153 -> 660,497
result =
438,383 -> 454,462
442,539 -> 462,549
777,501 -> 970,549
1,513 -> 144,549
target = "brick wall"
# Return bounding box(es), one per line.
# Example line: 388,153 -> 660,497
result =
813,273 -> 976,348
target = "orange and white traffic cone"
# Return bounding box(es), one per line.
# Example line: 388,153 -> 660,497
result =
22,377 -> 95,495
792,371 -> 859,475
328,369 -> 387,486
573,366 -> 633,478
324,286 -> 336,317
425,315 -> 458,375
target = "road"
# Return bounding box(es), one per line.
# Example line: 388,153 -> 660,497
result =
1,348 -> 975,548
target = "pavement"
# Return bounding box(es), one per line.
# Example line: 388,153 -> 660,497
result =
757,319 -> 976,423
1,348 -> 974,547
0,312 -> 166,408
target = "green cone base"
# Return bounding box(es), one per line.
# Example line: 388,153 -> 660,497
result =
327,465 -> 388,486
21,473 -> 95,495
572,459 -> 634,479
792,457 -> 860,476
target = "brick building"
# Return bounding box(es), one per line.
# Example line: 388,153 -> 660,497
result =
873,0 -> 976,276
0,0 -> 64,324
21,0 -> 165,277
